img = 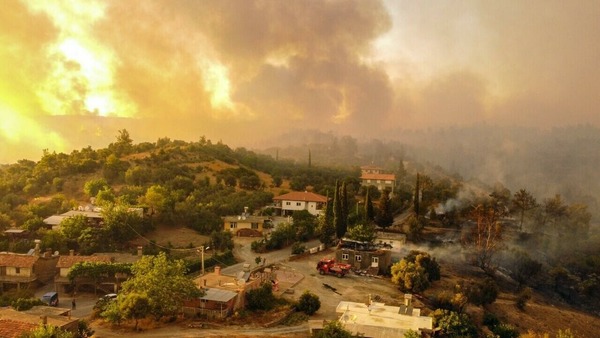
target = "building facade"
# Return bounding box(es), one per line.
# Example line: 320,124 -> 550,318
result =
272,191 -> 328,216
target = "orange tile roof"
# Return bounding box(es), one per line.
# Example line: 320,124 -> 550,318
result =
360,173 -> 396,181
56,255 -> 111,268
0,319 -> 37,338
0,253 -> 39,268
273,191 -> 328,203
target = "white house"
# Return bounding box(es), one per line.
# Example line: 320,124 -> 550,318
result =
272,191 -> 328,216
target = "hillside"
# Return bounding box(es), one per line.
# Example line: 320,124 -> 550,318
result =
0,135 -> 598,336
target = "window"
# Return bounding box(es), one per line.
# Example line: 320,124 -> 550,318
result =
342,253 -> 349,261
251,223 -> 259,229
296,202 -> 302,206
372,257 -> 379,264
286,202 -> 291,205
355,255 -> 362,262
230,222 -> 237,229
15,267 -> 20,274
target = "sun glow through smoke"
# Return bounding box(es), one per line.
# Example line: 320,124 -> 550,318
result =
27,1 -> 136,117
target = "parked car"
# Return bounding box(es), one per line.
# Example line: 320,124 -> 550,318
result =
99,293 -> 117,301
41,292 -> 59,307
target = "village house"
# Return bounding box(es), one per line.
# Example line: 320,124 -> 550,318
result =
54,253 -> 112,294
334,239 -> 392,275
272,191 -> 328,216
0,241 -> 58,291
360,165 -> 396,193
183,265 -> 275,318
309,294 -> 433,337
0,306 -> 78,338
223,207 -> 269,237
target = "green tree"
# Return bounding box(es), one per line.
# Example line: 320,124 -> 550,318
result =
404,330 -> 421,338
431,309 -> 478,338
391,260 -> 430,293
345,224 -> 376,243
511,189 -> 538,231
21,324 -> 74,338
318,192 -> 336,246
313,320 -> 352,338
83,178 -> 109,199
375,190 -> 393,229
119,252 -> 202,319
119,292 -> 151,331
60,215 -> 88,239
296,290 -> 321,315
340,181 -> 348,233
334,181 -> 345,239
365,188 -> 375,222
246,282 -> 276,311
292,210 -> 317,241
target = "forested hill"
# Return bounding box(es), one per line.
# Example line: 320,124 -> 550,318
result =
0,132 -> 360,233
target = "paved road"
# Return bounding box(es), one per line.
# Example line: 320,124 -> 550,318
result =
220,237 -> 322,276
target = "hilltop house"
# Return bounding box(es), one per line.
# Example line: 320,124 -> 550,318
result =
272,191 -> 328,216
360,165 -> 396,193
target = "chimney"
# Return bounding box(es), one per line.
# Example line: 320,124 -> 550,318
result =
404,294 -> 412,307
215,265 -> 221,276
44,248 -> 52,258
69,249 -> 74,256
244,206 -> 249,216
34,239 -> 41,256
137,246 -> 143,257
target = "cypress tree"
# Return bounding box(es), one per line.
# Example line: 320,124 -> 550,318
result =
340,181 -> 348,237
320,191 -> 336,246
365,188 -> 374,222
414,173 -> 420,216
333,181 -> 345,239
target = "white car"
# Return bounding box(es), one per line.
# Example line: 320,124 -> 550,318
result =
99,293 -> 117,301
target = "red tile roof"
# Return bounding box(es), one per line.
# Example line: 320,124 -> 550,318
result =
56,255 -> 111,268
0,319 -> 37,338
273,191 -> 328,203
360,173 -> 396,181
0,253 -> 38,268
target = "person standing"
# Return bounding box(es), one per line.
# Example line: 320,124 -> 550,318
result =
72,298 -> 76,310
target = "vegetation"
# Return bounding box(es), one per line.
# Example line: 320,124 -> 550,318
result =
431,309 -> 478,338
295,291 -> 321,315
391,250 -> 440,293
312,320 -> 353,338
104,252 -> 202,321
246,282 -> 277,311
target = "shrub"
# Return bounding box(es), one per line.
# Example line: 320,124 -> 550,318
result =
291,242 -> 306,255
491,323 -> 520,338
246,282 -> 276,311
516,287 -> 532,310
464,278 -> 499,306
313,320 -> 352,338
431,309 -> 478,338
296,291 -> 321,315
11,297 -> 45,311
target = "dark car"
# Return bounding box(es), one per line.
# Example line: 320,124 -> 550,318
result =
41,292 -> 59,307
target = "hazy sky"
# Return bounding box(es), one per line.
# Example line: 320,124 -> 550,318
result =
1,0 -> 599,163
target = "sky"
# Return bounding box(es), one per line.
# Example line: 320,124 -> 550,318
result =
1,0 -> 599,163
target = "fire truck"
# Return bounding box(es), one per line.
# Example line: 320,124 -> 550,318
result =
316,258 -> 352,277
